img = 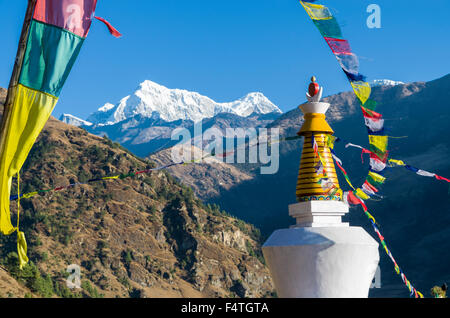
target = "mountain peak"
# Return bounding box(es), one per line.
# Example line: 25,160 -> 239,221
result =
86,80 -> 282,125
59,113 -> 93,127
241,92 -> 268,101
139,79 -> 170,92
371,79 -> 405,87
98,103 -> 115,112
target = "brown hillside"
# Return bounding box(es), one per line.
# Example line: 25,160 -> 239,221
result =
150,145 -> 254,201
0,87 -> 274,298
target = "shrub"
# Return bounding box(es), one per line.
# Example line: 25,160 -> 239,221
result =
4,252 -> 54,297
81,280 -> 103,298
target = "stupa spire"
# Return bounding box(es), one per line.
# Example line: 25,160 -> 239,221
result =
296,77 -> 340,202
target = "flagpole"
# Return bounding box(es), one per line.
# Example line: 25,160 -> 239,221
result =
0,0 -> 37,152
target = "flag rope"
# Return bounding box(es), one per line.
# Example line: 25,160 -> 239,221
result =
331,147 -> 424,298
9,133 -> 450,201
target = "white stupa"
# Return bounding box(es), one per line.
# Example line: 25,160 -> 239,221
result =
262,78 -> 380,298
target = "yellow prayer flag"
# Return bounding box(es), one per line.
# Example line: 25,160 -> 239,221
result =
17,231 -> 29,269
351,81 -> 371,105
23,191 -> 38,199
369,135 -> 388,153
355,188 -> 370,200
389,159 -> 405,167
300,2 -> 333,20
326,135 -> 337,149
368,171 -> 386,184
0,85 -> 57,235
103,175 -> 120,180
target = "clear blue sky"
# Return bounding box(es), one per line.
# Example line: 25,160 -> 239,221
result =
1,0 -> 449,119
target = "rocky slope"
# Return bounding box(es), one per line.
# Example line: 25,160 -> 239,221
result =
0,87 -> 274,298
150,145 -> 254,201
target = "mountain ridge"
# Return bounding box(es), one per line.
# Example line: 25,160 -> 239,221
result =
86,80 -> 282,125
61,80 -> 284,157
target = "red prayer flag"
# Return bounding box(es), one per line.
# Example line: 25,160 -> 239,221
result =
347,191 -> 362,205
361,106 -> 383,120
95,16 -> 122,38
436,175 -> 450,183
324,37 -> 352,55
361,148 -> 372,163
370,151 -> 388,163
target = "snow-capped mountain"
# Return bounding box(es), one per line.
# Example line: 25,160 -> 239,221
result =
59,114 -> 93,127
370,79 -> 405,87
58,80 -> 283,157
86,80 -> 282,125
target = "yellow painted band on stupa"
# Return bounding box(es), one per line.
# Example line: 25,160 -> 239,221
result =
296,188 -> 334,195
298,113 -> 334,135
300,154 -> 334,160
296,131 -> 341,201
297,176 -> 339,183
297,175 -> 339,182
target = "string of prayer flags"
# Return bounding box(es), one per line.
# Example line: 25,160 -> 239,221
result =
15,131 -> 434,210
340,138 -> 450,188
346,191 -> 423,298
299,0 -> 389,205
10,162 -> 182,202
330,145 -> 423,294
334,155 -> 423,297
9,133 -> 285,202
388,159 -> 450,184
